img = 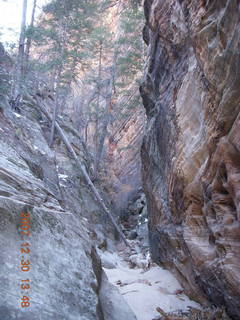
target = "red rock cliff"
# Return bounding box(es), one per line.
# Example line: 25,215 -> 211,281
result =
140,1 -> 240,318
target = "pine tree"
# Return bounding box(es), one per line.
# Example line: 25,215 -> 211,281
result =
113,4 -> 145,120
32,0 -> 99,93
115,5 -> 144,90
85,24 -> 114,175
24,0 -> 37,74
30,0 -> 100,144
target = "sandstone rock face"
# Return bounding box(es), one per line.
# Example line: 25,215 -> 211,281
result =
0,109 -> 100,319
99,271 -> 137,320
140,1 -> 240,319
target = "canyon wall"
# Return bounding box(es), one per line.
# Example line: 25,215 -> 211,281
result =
0,99 -> 123,319
140,0 -> 240,319
105,109 -> 145,214
0,106 -> 98,319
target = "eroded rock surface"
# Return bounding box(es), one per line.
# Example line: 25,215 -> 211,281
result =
140,1 -> 240,319
0,108 -> 103,319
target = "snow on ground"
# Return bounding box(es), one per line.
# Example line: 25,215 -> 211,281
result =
102,250 -> 201,320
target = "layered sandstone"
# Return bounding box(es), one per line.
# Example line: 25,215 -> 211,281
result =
140,1 -> 240,319
0,101 -> 123,319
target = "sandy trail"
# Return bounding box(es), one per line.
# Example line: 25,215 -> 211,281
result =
101,250 -> 201,320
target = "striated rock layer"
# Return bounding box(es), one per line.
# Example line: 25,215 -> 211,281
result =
0,108 -> 99,320
0,102 -> 119,319
140,0 -> 240,319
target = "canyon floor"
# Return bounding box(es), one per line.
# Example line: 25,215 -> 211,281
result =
100,240 -> 201,320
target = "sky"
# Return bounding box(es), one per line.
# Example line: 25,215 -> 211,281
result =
0,0 -> 49,45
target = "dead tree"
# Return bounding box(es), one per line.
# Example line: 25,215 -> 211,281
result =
93,69 -> 115,179
49,68 -> 62,147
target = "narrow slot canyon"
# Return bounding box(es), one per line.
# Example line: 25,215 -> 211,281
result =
0,0 -> 239,320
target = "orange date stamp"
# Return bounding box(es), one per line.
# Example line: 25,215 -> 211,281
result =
19,211 -> 31,308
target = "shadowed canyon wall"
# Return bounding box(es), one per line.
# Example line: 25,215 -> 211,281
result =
140,0 -> 240,319
104,109 -> 145,213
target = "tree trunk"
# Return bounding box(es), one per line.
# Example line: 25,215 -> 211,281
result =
59,57 -> 77,114
49,21 -> 69,146
93,114 -> 110,178
14,0 -> 28,100
49,98 -> 59,147
93,40 -> 103,161
93,91 -> 113,179
24,0 -> 37,73
49,68 -> 61,147
93,60 -> 116,179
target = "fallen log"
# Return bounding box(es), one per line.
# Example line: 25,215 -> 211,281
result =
28,94 -> 129,247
